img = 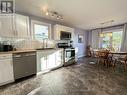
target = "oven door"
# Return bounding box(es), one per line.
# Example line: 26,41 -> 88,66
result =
65,49 -> 75,62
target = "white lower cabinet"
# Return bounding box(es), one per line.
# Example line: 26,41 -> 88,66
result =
47,53 -> 56,69
0,54 -> 14,86
55,50 -> 63,66
37,49 -> 63,73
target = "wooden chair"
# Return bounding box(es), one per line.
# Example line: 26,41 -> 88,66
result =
116,55 -> 127,71
109,55 -> 117,70
86,45 -> 93,57
97,50 -> 110,67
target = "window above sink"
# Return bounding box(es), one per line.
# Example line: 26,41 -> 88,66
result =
31,20 -> 51,41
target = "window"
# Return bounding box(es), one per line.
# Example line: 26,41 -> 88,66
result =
100,30 -> 123,51
31,20 -> 51,40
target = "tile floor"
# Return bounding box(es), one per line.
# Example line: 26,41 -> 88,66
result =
0,57 -> 127,95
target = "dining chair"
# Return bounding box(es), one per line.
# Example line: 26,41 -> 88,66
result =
115,55 -> 127,71
86,45 -> 94,57
109,55 -> 118,70
97,50 -> 110,67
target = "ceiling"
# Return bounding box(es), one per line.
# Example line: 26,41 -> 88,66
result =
15,0 -> 127,30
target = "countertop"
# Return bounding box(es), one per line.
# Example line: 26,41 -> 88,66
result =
0,50 -> 36,54
0,48 -> 63,55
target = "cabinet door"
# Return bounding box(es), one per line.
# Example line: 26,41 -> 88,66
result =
47,53 -> 56,69
0,15 -> 15,37
55,50 -> 63,66
15,14 -> 30,38
40,56 -> 47,71
0,59 -> 14,86
37,51 -> 48,72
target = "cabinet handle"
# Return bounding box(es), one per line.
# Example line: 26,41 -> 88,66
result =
23,53 -> 36,56
14,55 -> 21,58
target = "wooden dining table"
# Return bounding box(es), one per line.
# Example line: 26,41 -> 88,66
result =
109,51 -> 127,55
91,49 -> 127,68
93,49 -> 127,55
92,49 -> 127,58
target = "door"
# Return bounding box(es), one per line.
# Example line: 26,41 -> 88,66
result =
0,15 -> 15,37
0,59 -> 14,85
15,14 -> 29,38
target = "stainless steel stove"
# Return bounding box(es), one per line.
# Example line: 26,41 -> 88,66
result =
64,48 -> 75,66
57,40 -> 76,66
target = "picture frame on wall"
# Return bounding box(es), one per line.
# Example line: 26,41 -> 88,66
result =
78,34 -> 84,43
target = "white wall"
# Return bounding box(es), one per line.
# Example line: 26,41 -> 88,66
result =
73,28 -> 88,58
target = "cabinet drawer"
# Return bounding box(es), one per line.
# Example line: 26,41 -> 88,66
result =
0,54 -> 12,60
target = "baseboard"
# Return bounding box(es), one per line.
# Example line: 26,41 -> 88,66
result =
78,55 -> 86,58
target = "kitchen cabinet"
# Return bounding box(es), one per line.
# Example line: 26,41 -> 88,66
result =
55,50 -> 64,66
0,14 -> 30,38
47,53 -> 56,69
0,54 -> 14,86
54,24 -> 74,40
37,49 -> 63,73
15,14 -> 30,38
0,15 -> 15,37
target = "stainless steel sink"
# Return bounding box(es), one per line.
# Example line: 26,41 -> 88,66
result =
36,48 -> 54,50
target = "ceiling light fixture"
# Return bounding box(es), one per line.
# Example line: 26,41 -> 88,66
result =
44,10 -> 63,21
100,20 -> 114,25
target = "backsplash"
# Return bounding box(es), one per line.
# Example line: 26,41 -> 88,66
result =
0,37 -> 56,50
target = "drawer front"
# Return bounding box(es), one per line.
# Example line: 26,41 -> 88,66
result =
0,54 -> 12,60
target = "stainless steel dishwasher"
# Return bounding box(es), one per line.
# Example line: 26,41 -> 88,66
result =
13,52 -> 36,80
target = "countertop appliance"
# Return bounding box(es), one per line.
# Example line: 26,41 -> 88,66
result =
0,44 -> 14,52
0,54 -> 14,86
3,45 -> 14,52
60,31 -> 71,40
13,52 -> 36,80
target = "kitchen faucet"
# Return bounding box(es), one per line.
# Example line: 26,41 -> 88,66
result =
42,38 -> 48,48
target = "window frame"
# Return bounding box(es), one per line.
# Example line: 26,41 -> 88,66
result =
100,29 -> 123,51
31,20 -> 51,40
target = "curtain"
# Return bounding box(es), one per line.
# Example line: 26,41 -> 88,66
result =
88,30 -> 92,46
91,29 -> 101,49
121,24 -> 127,51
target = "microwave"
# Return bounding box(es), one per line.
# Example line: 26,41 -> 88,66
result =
60,31 -> 71,40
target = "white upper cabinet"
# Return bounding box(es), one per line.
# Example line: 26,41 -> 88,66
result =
0,14 -> 30,38
15,14 -> 30,38
0,15 -> 15,37
54,24 -> 74,40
